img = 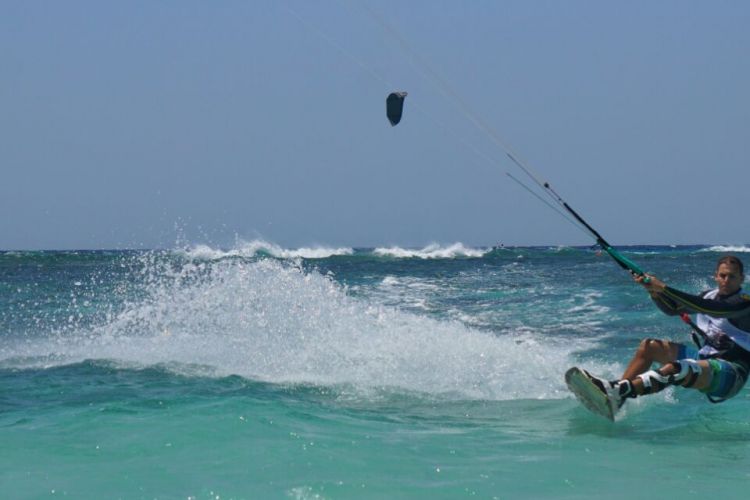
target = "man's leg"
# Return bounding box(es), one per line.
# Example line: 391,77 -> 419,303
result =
626,359 -> 713,396
591,340 -> 709,411
620,338 -> 682,380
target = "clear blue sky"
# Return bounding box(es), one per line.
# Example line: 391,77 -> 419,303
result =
2,1 -> 748,250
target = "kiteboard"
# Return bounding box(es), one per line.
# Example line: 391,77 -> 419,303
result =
565,367 -> 615,421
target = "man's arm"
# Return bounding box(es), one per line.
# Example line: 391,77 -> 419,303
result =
635,274 -> 750,319
651,293 -> 688,316
634,274 -> 685,316
661,286 -> 750,319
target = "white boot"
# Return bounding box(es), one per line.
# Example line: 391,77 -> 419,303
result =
583,370 -> 627,414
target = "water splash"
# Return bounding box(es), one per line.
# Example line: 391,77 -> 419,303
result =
1,249 -> 603,400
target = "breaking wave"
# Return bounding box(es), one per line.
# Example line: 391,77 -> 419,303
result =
373,243 -> 488,259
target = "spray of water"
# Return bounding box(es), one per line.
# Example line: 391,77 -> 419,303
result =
3,249 -> 609,400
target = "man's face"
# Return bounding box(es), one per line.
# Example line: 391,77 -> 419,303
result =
714,263 -> 744,296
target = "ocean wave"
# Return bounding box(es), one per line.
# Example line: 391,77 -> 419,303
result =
700,245 -> 750,253
373,243 -> 488,259
178,240 -> 354,260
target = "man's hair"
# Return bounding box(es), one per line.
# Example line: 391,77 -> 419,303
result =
716,255 -> 744,275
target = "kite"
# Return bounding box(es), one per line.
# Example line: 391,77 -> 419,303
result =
386,92 -> 408,126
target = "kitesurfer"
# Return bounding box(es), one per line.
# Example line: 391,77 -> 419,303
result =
586,255 -> 750,413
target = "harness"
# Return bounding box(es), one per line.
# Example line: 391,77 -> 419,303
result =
679,289 -> 750,403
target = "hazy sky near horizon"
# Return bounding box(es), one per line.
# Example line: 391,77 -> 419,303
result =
2,1 -> 748,250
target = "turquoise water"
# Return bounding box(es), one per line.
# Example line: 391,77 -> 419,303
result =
2,243 -> 750,498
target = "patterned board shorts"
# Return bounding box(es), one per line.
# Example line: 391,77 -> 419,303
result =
678,344 -> 749,401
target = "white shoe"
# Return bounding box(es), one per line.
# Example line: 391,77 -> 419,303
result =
583,370 -> 625,414
605,384 -> 625,414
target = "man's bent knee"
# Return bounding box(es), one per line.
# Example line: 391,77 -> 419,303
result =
638,338 -> 674,361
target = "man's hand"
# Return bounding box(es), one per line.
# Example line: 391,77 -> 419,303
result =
634,273 -> 666,297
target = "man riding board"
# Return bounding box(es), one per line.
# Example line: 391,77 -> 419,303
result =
584,255 -> 750,416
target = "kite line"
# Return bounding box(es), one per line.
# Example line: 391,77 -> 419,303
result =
284,0 -> 648,279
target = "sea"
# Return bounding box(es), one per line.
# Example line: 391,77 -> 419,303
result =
2,242 -> 749,499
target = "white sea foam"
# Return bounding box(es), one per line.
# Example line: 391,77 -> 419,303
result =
566,290 -> 609,317
381,276 -> 399,286
373,243 -> 488,259
1,250 -> 606,401
371,275 -> 441,312
551,245 -> 572,252
700,245 -> 750,253
178,239 -> 354,260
